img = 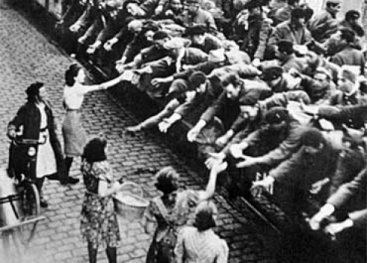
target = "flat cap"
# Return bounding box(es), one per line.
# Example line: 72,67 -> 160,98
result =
340,66 -> 357,84
186,0 -> 201,4
261,66 -> 283,81
243,0 -> 270,9
185,25 -> 206,36
265,107 -> 289,124
326,0 -> 341,4
189,71 -> 207,88
277,39 -> 294,54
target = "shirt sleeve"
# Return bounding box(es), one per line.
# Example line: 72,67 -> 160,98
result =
348,209 -> 367,229
216,238 -> 229,263
327,168 -> 367,209
268,148 -> 304,185
259,123 -> 303,167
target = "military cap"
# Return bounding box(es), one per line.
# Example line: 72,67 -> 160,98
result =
153,30 -> 170,40
186,0 -> 201,4
185,25 -> 206,36
189,71 -> 207,88
243,0 -> 270,9
265,107 -> 289,124
277,39 -> 294,54
261,66 -> 283,81
345,10 -> 360,20
340,66 -> 357,84
326,0 -> 341,4
291,7 -> 307,19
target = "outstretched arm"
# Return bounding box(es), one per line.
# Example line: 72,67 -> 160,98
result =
82,74 -> 124,93
199,162 -> 228,201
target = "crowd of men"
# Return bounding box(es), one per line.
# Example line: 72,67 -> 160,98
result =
56,0 -> 366,247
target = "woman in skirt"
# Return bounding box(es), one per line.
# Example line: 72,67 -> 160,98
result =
80,136 -> 125,263
62,64 -> 123,183
7,82 -> 65,207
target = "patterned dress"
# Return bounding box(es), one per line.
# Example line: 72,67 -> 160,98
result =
145,189 -> 201,263
80,160 -> 120,249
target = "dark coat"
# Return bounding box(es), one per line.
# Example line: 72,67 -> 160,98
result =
330,46 -> 365,75
269,140 -> 340,215
200,80 -> 272,132
327,167 -> 367,228
318,105 -> 367,129
8,101 -> 65,177
239,14 -> 272,60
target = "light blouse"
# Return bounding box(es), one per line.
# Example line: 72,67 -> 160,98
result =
175,226 -> 229,263
64,84 -> 91,110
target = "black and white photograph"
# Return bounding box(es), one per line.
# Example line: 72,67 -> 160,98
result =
0,0 -> 366,262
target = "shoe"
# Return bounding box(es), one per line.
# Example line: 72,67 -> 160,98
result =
40,198 -> 48,208
60,176 -> 79,185
47,173 -> 59,181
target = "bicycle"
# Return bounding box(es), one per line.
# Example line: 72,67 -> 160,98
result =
0,137 -> 47,260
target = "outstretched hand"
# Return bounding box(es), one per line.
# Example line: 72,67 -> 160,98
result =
205,152 -> 225,169
236,156 -> 259,168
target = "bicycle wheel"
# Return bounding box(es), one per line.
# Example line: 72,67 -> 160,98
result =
21,182 -> 40,219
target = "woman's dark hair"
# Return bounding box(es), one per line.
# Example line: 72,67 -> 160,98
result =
193,201 -> 217,232
26,82 -> 44,102
82,136 -> 107,163
154,166 -> 179,194
65,64 -> 82,86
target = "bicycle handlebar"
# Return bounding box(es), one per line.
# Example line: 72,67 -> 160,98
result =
11,136 -> 47,145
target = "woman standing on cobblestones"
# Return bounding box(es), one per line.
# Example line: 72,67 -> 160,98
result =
62,64 -> 123,183
7,82 -> 65,208
80,136 -> 125,263
144,162 -> 227,263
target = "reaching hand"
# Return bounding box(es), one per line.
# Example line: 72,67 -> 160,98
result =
324,221 -> 349,238
151,78 -> 167,88
251,177 -> 274,194
115,63 -> 125,74
7,129 -> 16,139
229,143 -> 245,159
158,119 -> 172,133
309,204 -> 335,230
215,135 -> 229,148
252,58 -> 261,68
236,156 -> 259,168
211,160 -> 228,174
104,40 -> 115,51
69,23 -> 81,33
187,127 -> 200,142
87,44 -> 99,54
205,152 -> 225,170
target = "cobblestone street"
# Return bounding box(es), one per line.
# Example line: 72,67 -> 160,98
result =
0,2 -> 279,262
